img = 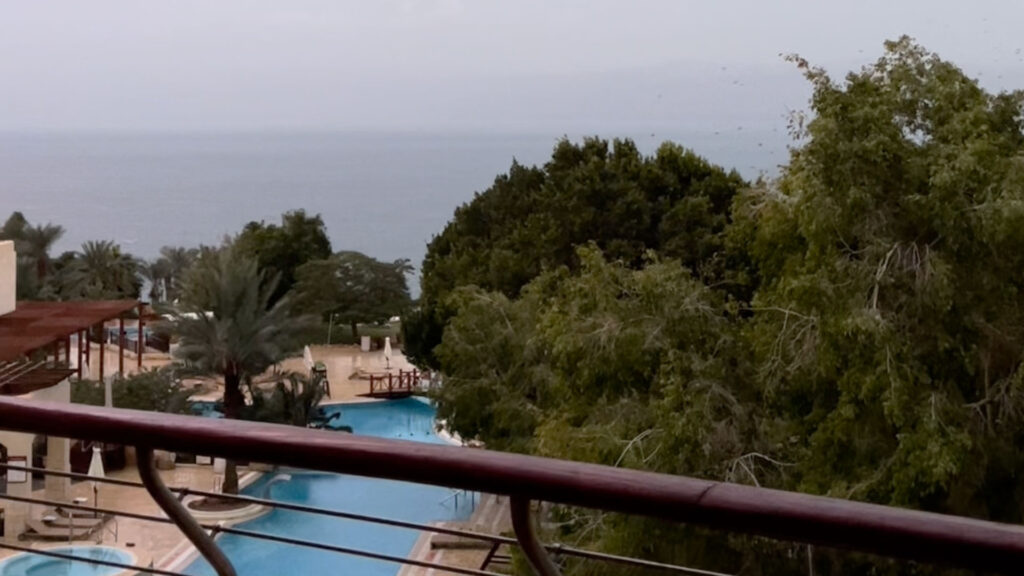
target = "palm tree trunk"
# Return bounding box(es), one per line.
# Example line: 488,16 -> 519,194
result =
36,257 -> 47,284
350,320 -> 359,342
221,369 -> 245,495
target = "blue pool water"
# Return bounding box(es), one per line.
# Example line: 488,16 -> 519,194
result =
0,546 -> 133,576
184,398 -> 474,576
189,401 -> 222,419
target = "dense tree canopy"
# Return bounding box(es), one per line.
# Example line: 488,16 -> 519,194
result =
292,250 -> 412,339
1,213 -> 145,301
235,209 -> 332,304
406,138 -> 747,367
427,38 -> 1024,575
746,37 -> 1024,519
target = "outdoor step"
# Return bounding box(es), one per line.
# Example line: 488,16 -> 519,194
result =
430,533 -> 493,550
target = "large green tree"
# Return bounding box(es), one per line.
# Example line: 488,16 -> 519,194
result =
293,251 -> 412,340
163,245 -> 312,493
744,37 -> 1024,521
429,38 -> 1024,575
435,249 -> 768,574
407,139 -> 746,367
235,210 -> 332,304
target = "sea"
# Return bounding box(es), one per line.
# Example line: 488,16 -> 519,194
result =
0,131 -> 786,294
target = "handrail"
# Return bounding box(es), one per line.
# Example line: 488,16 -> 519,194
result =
137,446 -> 237,576
0,461 -> 715,575
1,396 -> 1023,573
0,457 -> 720,573
0,491 -> 506,576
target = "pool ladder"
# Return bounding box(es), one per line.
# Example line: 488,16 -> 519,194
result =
440,488 -> 477,509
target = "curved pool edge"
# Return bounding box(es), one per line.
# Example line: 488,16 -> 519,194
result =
179,396 -> 477,575
0,545 -> 138,576
159,469 -> 266,574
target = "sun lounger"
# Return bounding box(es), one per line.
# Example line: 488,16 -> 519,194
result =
42,515 -> 104,529
22,519 -> 95,540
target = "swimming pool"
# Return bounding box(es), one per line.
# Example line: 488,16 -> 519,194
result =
188,400 -> 222,418
183,398 -> 474,575
0,546 -> 134,576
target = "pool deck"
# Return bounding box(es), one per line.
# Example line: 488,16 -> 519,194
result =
188,344 -> 420,405
0,346 -> 471,574
0,463 -> 237,571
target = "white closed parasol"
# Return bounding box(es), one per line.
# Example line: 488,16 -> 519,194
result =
87,444 -> 105,509
384,337 -> 392,370
303,345 -> 314,372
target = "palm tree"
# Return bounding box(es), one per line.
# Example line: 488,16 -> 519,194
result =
0,212 -> 29,246
140,258 -> 172,302
1,214 -> 64,300
163,246 -> 312,494
21,223 -> 65,281
244,373 -> 329,428
63,240 -> 141,299
159,246 -> 198,302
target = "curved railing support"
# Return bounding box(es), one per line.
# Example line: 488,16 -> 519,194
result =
511,496 -> 562,576
137,446 -> 237,576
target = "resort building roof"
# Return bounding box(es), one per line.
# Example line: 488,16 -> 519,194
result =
0,300 -> 140,362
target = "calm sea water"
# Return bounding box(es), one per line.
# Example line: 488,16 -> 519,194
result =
0,131 -> 784,293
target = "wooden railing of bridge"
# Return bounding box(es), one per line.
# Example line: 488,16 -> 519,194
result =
366,369 -> 431,398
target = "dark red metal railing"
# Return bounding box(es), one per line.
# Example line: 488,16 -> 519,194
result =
0,396 -> 1023,574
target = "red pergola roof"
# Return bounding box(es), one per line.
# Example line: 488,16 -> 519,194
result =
0,361 -> 76,395
0,300 -> 140,362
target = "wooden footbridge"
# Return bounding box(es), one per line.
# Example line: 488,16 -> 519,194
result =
365,369 -> 431,399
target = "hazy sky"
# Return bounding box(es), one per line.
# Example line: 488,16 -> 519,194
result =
1,1 -> 1022,133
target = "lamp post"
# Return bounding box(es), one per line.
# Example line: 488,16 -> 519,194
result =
327,313 -> 337,345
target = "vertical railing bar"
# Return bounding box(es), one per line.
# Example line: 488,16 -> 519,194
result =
136,446 -> 237,576
511,496 -> 563,576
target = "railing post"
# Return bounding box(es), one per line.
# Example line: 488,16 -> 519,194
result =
138,302 -> 144,369
136,446 -> 237,576
118,316 -> 125,376
510,497 -> 562,576
77,331 -> 83,380
98,324 -> 104,380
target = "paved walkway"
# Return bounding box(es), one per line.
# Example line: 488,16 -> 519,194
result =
0,463 -> 231,569
190,345 -> 421,404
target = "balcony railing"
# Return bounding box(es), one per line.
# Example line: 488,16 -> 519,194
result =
0,395 -> 1022,575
